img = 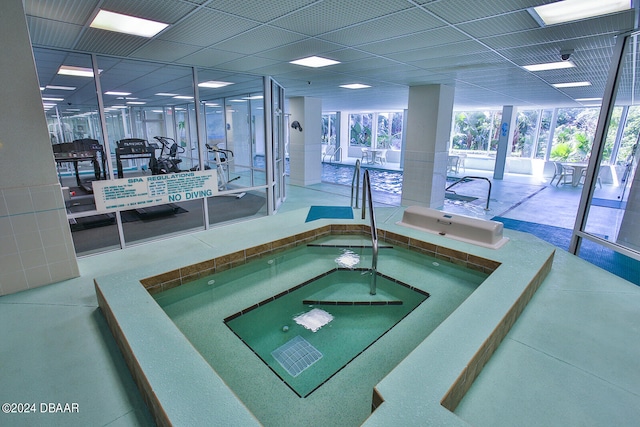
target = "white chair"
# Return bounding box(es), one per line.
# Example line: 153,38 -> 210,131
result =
550,162 -> 573,186
361,148 -> 371,163
457,153 -> 467,173
447,155 -> 460,174
375,149 -> 387,165
579,167 -> 603,188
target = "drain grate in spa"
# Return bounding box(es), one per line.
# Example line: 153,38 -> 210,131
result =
272,335 -> 323,377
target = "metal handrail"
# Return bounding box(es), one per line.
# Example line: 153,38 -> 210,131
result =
361,169 -> 378,295
350,159 -> 361,208
322,146 -> 342,162
445,175 -> 492,211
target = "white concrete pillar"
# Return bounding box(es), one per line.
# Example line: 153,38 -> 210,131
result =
288,97 -> 322,186
494,105 -> 517,180
0,0 -> 79,296
401,85 -> 455,208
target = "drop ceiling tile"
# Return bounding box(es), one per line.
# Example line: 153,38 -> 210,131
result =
132,40 -> 203,62
176,48 -> 246,68
214,26 -> 306,55
360,27 -> 472,56
214,56 -> 282,73
270,0 -> 414,36
319,8 -> 444,46
205,0 -> 317,22
24,0 -> 98,25
27,16 -> 83,49
457,10 -> 540,39
100,0 -> 197,23
75,28 -> 149,56
422,0 -> 554,24
158,8 -> 258,47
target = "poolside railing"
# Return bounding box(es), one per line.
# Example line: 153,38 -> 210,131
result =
361,169 -> 378,295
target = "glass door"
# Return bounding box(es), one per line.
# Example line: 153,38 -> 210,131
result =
270,78 -> 286,211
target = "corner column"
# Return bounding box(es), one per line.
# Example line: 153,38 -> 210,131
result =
288,97 -> 322,186
401,84 -> 455,208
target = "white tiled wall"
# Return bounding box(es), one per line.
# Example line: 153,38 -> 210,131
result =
0,184 -> 79,296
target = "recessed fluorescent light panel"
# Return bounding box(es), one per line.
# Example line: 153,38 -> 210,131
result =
290,56 -> 340,68
531,0 -> 631,26
523,61 -> 575,72
126,101 -> 146,105
90,10 -> 168,38
173,96 -> 194,100
42,97 -> 65,102
46,85 -> 76,91
198,81 -> 233,88
57,65 -> 97,77
340,84 -> 371,89
575,98 -> 602,102
553,81 -> 592,88
155,93 -> 179,96
105,91 -> 131,96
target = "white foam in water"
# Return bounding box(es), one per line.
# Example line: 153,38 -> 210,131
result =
335,249 -> 360,269
294,308 -> 334,332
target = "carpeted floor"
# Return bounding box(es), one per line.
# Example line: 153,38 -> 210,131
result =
493,216 -> 639,286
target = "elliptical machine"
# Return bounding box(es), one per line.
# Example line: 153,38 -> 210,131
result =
149,136 -> 184,174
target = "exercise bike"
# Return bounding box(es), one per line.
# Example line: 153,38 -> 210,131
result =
205,143 -> 245,198
149,136 -> 184,174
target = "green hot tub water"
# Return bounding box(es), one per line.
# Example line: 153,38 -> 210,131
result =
155,235 -> 489,426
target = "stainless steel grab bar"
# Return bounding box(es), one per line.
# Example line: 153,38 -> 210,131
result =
445,175 -> 492,211
361,169 -> 378,295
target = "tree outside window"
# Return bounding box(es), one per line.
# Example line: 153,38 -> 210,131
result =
349,113 -> 372,146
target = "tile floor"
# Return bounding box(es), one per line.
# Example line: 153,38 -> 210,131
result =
1,176 -> 639,426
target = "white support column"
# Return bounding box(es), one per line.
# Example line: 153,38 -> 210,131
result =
401,84 -> 455,208
494,105 -> 517,180
0,0 -> 79,296
288,97 -> 322,186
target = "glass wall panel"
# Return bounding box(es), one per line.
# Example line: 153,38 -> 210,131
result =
349,113 -> 373,146
576,33 -> 640,285
33,48 -> 120,255
196,70 -> 267,226
34,49 -> 276,254
450,111 -> 501,154
548,108 -> 600,162
95,56 -> 205,245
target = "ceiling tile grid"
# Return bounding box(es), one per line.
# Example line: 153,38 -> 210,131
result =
204,0 -> 317,23
318,8 -> 445,46
268,0 -> 414,36
26,16 -> 83,49
157,8 -> 259,47
99,0 -> 197,24
358,27 -> 472,56
23,0 -> 98,25
213,26 -> 307,55
21,0 -> 640,110
455,10 -> 541,39
175,48 -> 246,68
74,29 -> 150,56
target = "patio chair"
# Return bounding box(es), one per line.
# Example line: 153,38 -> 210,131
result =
579,167 -> 603,188
361,148 -> 371,163
550,162 -> 573,186
375,149 -> 387,164
447,155 -> 460,174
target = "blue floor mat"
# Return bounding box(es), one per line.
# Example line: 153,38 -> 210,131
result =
305,206 -> 354,222
492,216 -> 639,286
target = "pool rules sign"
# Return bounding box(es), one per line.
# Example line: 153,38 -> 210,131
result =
92,170 -> 218,213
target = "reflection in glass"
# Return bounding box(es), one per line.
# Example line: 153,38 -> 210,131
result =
577,33 -> 640,284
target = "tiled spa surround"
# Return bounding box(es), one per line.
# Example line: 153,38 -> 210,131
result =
139,224 -> 501,295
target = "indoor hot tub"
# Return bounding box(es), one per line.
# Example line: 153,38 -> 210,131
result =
95,220 -> 554,427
